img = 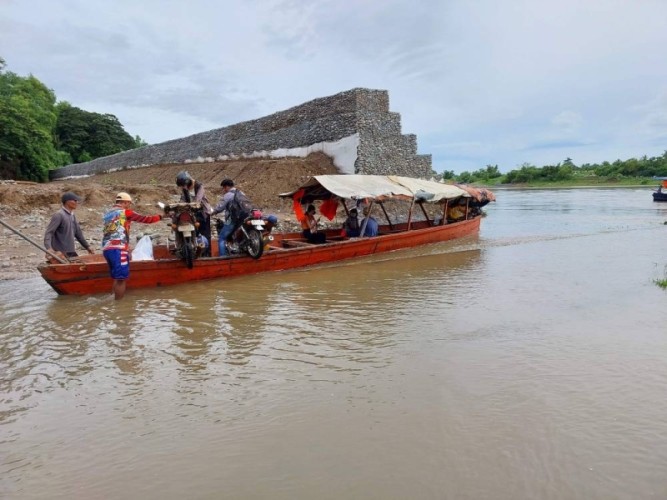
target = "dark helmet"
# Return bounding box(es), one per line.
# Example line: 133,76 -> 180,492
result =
220,178 -> 234,188
176,171 -> 192,187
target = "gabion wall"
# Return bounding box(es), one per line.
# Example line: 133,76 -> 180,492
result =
50,88 -> 432,180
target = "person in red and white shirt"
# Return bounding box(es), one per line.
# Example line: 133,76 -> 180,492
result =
102,192 -> 163,300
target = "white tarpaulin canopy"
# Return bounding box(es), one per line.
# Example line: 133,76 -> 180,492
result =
388,176 -> 470,202
279,175 -> 470,203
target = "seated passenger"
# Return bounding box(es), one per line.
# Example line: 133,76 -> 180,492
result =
262,214 -> 278,251
263,214 -> 278,234
300,204 -> 326,244
447,200 -> 467,222
196,234 -> 209,253
361,206 -> 379,237
342,208 -> 361,237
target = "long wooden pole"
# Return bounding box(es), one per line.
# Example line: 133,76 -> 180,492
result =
359,201 -> 375,237
0,218 -> 69,264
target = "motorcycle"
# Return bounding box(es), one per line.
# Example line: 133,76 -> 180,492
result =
215,208 -> 265,260
159,201 -> 203,268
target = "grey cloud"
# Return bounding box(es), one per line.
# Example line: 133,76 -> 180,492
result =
260,0 -> 449,80
523,140 -> 593,151
1,15 -> 263,126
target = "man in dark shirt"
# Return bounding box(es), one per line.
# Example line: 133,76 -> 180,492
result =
44,192 -> 94,259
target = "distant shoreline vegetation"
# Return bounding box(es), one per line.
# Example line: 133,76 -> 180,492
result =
435,154 -> 667,187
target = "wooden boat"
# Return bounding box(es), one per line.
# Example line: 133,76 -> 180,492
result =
653,178 -> 667,202
38,175 -> 492,295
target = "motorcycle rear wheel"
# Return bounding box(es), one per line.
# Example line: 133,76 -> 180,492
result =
246,228 -> 264,259
183,239 -> 195,269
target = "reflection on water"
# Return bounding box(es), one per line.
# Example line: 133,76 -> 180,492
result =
2,188 -> 667,499
1,248 -> 483,415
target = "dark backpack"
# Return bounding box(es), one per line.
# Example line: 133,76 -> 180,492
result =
229,189 -> 253,223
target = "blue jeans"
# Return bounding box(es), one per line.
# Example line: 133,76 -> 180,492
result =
218,223 -> 235,256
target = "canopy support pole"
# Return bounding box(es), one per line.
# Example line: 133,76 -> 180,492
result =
418,202 -> 431,226
359,201 -> 375,237
378,201 -> 393,230
406,198 -> 415,231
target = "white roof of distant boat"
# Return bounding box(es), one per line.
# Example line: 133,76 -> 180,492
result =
280,174 -> 470,202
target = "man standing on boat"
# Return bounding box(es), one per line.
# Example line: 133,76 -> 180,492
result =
211,179 -> 253,257
102,192 -> 163,300
176,171 -> 212,257
44,191 -> 94,261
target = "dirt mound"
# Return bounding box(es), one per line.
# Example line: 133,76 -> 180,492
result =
82,152 -> 338,210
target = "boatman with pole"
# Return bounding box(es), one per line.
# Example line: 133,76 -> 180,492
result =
44,191 -> 94,261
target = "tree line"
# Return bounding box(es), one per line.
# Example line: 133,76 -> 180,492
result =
437,153 -> 667,185
0,57 -> 145,181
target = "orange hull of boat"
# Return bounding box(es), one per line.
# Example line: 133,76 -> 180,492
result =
38,218 -> 480,295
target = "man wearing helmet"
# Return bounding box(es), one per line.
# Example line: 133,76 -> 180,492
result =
176,171 -> 212,257
102,192 -> 164,300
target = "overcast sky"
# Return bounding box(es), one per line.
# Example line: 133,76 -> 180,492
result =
1,0 -> 665,173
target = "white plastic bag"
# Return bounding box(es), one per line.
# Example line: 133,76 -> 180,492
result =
131,235 -> 154,261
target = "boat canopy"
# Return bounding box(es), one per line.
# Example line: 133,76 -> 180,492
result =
455,184 -> 497,203
280,175 -> 471,203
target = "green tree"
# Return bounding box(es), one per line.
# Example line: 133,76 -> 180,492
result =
55,104 -> 138,163
458,171 -> 473,183
134,135 -> 148,148
505,163 -> 539,184
0,64 -> 59,181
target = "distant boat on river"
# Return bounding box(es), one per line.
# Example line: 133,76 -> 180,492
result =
653,178 -> 667,202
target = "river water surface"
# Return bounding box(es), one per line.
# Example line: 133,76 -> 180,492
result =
1,188 -> 666,499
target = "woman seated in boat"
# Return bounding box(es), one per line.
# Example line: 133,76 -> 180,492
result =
301,204 -> 326,244
361,206 -> 379,237
342,208 -> 361,237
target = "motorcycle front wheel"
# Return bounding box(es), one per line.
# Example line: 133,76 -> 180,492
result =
245,228 -> 264,260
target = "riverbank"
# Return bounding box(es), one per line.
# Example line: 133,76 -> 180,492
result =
488,177 -> 659,189
0,153 -> 339,280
